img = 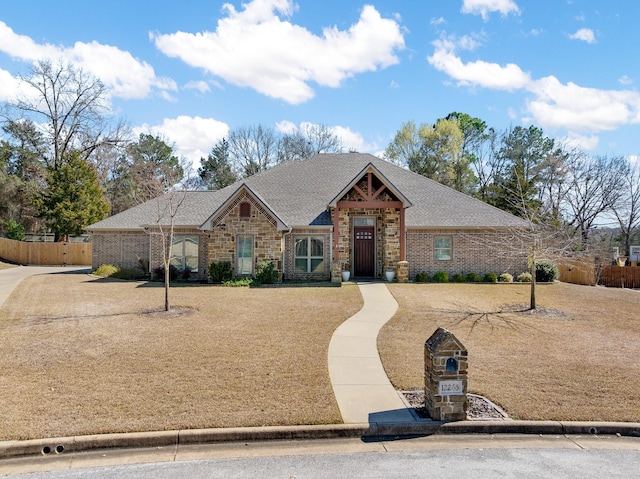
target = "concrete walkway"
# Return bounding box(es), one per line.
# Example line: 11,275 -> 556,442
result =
0,265 -> 90,307
328,282 -> 417,425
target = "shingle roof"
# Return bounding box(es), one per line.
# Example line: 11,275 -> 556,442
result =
86,153 -> 526,231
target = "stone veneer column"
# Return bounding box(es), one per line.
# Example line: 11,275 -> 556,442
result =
424,328 -> 468,421
396,260 -> 409,283
331,260 -> 342,283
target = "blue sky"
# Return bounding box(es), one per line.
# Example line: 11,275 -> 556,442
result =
1,0 -> 639,164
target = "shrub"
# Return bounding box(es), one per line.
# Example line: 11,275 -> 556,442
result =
153,265 -> 179,282
209,261 -> 233,283
415,271 -> 429,283
180,268 -> 192,281
94,264 -> 119,277
536,260 -> 559,282
112,267 -> 146,280
451,273 -> 466,283
5,220 -> 25,241
483,272 -> 497,283
432,270 -> 449,283
517,272 -> 532,283
465,272 -> 481,283
255,260 -> 279,284
498,273 -> 513,283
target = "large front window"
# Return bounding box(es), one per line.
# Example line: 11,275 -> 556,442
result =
237,235 -> 253,275
170,235 -> 199,272
295,236 -> 324,273
434,236 -> 452,261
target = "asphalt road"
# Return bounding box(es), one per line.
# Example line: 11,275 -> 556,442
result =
3,434 -> 640,478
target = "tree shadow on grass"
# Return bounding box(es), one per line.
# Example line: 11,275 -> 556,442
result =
430,303 -> 567,337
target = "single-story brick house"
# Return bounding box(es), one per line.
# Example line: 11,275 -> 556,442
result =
86,153 -> 528,282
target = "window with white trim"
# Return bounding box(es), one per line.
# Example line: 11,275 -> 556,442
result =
170,235 -> 199,272
434,236 -> 452,261
294,236 -> 324,273
237,235 -> 253,275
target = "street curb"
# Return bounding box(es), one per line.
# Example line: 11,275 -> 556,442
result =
2,421 -> 639,460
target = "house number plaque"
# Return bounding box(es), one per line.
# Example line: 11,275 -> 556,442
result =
438,380 -> 464,396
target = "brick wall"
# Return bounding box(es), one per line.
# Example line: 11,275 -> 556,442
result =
406,228 -> 528,279
91,232 -> 149,271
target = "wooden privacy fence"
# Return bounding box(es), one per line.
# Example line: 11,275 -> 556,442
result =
558,257 -> 597,286
599,266 -> 640,289
0,237 -> 91,266
558,256 -> 640,288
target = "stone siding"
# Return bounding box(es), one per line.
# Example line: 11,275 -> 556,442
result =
206,193 -> 283,278
406,228 -> 528,280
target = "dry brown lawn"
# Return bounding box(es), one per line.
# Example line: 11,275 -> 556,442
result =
0,273 -> 362,441
380,282 -> 640,422
0,261 -> 17,271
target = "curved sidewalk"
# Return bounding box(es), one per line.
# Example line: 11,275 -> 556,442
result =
328,282 -> 417,425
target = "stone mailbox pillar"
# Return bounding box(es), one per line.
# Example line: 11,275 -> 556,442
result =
424,327 -> 468,421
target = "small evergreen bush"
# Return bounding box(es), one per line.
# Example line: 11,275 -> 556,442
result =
535,260 -> 559,282
498,273 -> 513,283
415,271 -> 429,283
255,260 -> 279,284
223,278 -> 253,287
112,267 -> 146,280
432,270 -> 449,283
451,273 -> 466,283
517,272 -> 532,283
209,261 -> 233,283
483,272 -> 497,283
5,220 -> 25,241
466,272 -> 481,283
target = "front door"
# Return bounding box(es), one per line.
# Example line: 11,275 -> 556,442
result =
354,226 -> 375,277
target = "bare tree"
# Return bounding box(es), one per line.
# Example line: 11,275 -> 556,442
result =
277,124 -> 343,163
611,157 -> 640,257
228,124 -> 279,177
10,59 -> 129,170
564,154 -> 629,247
145,159 -> 193,312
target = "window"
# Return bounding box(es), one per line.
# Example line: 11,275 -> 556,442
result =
294,236 -> 324,273
239,202 -> 251,218
170,236 -> 199,272
434,236 -> 452,261
237,235 -> 253,275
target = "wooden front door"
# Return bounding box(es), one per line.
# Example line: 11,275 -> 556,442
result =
354,226 -> 375,277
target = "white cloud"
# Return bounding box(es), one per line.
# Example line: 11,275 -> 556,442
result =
569,28 -> 596,44
429,34 -> 640,136
275,120 -> 298,134
152,0 -> 405,104
619,75 -> 633,86
0,67 -> 20,102
431,17 -> 446,26
562,132 -> 600,152
526,76 -> 640,132
0,20 -> 175,100
135,116 -> 230,166
461,0 -> 520,20
428,37 -> 531,91
184,80 -> 211,93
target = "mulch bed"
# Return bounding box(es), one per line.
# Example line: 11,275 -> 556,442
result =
402,390 -> 509,420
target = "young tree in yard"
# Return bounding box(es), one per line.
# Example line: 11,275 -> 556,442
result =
146,165 -> 193,312
34,151 -> 110,240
